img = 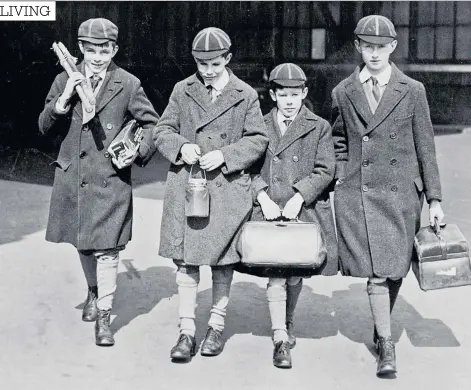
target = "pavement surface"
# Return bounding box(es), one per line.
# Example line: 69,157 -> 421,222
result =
0,130 -> 471,390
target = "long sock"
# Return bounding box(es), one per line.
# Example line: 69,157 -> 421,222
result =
96,250 -> 120,311
176,269 -> 199,337
286,278 -> 302,324
267,278 -> 288,343
208,267 -> 233,332
367,280 -> 391,338
388,278 -> 403,313
78,251 -> 97,287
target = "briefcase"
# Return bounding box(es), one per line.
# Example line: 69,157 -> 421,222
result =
107,119 -> 143,161
236,220 -> 326,269
413,222 -> 471,291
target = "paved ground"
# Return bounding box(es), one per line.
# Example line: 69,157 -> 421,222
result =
0,130 -> 470,390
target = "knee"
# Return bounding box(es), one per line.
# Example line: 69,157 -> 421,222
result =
286,277 -> 302,287
367,277 -> 389,295
266,282 -> 287,302
96,250 -> 119,264
176,268 -> 200,287
268,278 -> 286,288
211,266 -> 234,284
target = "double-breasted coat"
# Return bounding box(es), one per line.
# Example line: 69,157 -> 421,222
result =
236,106 -> 339,278
331,63 -> 442,278
153,71 -> 268,267
38,62 -> 159,251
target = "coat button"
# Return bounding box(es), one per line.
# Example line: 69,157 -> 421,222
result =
79,151 -> 86,159
390,132 -> 397,139
220,133 -> 227,139
362,185 -> 368,192
362,159 -> 369,167
391,185 -> 398,192
273,177 -> 279,184
102,180 -> 107,188
106,123 -> 113,130
80,181 -> 87,188
363,135 -> 369,142
293,178 -> 300,184
82,125 -> 89,132
273,156 -> 279,162
390,158 -> 397,165
104,152 -> 110,158
215,181 -> 222,187
292,156 -> 299,162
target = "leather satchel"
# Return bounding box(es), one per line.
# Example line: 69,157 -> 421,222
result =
237,220 -> 326,269
413,221 -> 471,291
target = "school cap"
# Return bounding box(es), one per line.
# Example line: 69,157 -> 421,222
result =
354,15 -> 397,45
78,18 -> 118,44
269,63 -> 307,87
192,27 -> 231,60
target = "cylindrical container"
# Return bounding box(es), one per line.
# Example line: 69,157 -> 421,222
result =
185,167 -> 209,217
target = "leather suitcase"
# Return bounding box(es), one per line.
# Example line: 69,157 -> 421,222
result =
236,220 -> 326,269
413,223 -> 471,291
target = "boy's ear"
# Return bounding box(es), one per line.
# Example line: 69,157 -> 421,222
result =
224,52 -> 232,64
302,87 -> 308,100
389,40 -> 398,53
354,39 -> 362,54
269,89 -> 277,102
112,44 -> 119,58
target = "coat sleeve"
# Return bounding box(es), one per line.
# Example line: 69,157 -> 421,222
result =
331,87 -> 348,181
246,153 -> 269,204
220,92 -> 269,175
293,120 -> 336,205
412,83 -> 442,202
38,73 -> 71,136
127,81 -> 161,167
152,85 -> 191,165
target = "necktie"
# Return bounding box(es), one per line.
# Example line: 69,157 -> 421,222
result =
370,76 -> 381,103
207,85 -> 219,103
283,119 -> 292,128
90,75 -> 101,92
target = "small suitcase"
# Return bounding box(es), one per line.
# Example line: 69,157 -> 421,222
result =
413,222 -> 471,291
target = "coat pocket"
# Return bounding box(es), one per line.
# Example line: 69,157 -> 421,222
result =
50,158 -> 72,172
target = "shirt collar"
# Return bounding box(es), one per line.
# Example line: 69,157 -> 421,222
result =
204,69 -> 230,92
359,64 -> 392,86
277,108 -> 299,126
84,65 -> 107,81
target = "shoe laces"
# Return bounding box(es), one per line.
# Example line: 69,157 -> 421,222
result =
205,328 -> 221,343
177,333 -> 192,345
277,341 -> 290,356
98,310 -> 111,325
380,338 -> 394,359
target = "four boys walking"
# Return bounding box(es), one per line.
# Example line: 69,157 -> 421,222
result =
39,14 -> 444,377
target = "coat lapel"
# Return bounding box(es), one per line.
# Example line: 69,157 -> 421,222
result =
364,64 -> 410,135
345,67 -> 374,126
95,62 -> 124,115
185,72 -> 245,131
275,106 -> 317,155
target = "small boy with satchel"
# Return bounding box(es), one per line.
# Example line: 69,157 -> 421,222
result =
236,63 -> 338,369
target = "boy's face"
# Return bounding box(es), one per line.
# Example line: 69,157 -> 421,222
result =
79,41 -> 118,74
355,39 -> 397,74
194,53 -> 232,85
270,86 -> 308,118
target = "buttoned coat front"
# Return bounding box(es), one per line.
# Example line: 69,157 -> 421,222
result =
237,107 -> 338,278
38,62 -> 159,250
153,71 -> 268,266
331,63 -> 442,278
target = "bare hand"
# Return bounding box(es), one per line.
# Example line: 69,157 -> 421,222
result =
257,191 -> 281,220
199,150 -> 225,171
180,144 -> 201,165
429,200 -> 445,226
282,193 -> 304,220
63,71 -> 85,101
112,148 -> 137,169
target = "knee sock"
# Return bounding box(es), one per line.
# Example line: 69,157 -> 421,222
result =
388,278 -> 403,313
176,269 -> 199,337
96,250 -> 120,311
267,278 -> 288,343
78,251 -> 97,288
286,278 -> 302,324
208,267 -> 233,333
367,279 -> 391,338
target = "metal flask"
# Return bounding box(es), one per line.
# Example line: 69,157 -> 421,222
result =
185,166 -> 210,217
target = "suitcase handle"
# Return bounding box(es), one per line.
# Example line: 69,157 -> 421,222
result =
433,218 -> 448,260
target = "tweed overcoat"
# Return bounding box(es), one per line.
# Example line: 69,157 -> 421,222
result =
38,62 -> 159,250
331,63 -> 442,278
153,71 -> 268,266
236,106 -> 339,278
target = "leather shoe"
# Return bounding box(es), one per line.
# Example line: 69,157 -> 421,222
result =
170,333 -> 196,361
273,341 -> 292,369
286,321 -> 296,349
82,286 -> 98,322
376,336 -> 397,376
200,327 -> 225,356
95,309 -> 114,346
